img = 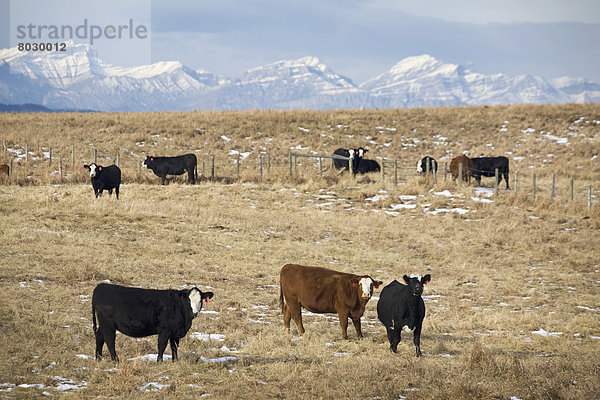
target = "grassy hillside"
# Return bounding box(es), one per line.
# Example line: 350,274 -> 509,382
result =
0,104 -> 599,398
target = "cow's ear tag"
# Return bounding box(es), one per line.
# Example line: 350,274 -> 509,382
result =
374,285 -> 379,289
424,280 -> 429,284
99,166 -> 102,171
150,157 -> 154,161
352,283 -> 356,287
205,297 -> 209,303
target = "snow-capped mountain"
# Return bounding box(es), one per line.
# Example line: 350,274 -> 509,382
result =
0,43 -> 597,111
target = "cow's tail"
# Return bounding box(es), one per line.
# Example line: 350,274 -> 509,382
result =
92,302 -> 97,334
279,286 -> 286,314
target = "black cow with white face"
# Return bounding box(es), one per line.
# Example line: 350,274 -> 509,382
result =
332,148 -> 352,170
353,147 -> 380,175
83,163 -> 121,199
417,156 -> 438,175
377,273 -> 431,357
471,156 -> 510,189
92,283 -> 214,362
143,154 -> 197,185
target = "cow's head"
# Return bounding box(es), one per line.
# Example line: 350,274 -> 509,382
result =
403,273 -> 431,297
187,288 -> 215,317
142,156 -> 154,168
357,147 -> 368,158
353,276 -> 383,300
83,163 -> 101,178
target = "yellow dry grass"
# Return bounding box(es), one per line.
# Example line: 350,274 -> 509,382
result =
0,104 -> 599,399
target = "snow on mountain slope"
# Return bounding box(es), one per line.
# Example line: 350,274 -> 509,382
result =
0,43 -> 596,111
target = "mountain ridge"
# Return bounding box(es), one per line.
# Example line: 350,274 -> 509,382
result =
1,42 -> 598,111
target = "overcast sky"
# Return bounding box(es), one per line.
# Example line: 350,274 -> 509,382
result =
3,0 -> 600,83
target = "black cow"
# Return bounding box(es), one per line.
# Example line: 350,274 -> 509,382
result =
332,148 -> 352,170
143,154 -> 197,185
417,156 -> 438,175
471,156 -> 510,189
92,283 -> 214,362
83,163 -> 121,199
353,148 -> 380,174
377,273 -> 431,357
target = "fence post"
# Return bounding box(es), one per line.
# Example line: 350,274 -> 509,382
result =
259,154 -> 263,181
9,158 -> 13,177
380,159 -> 385,182
138,160 -> 142,175
514,170 -> 518,191
59,159 -> 63,181
48,148 -> 52,166
570,179 -> 574,201
93,149 -> 97,164
25,143 -> 28,162
116,152 -> 120,168
288,153 -> 292,176
394,159 -> 398,186
458,163 -> 463,183
588,185 -> 592,209
294,155 -> 298,176
533,173 -> 537,201
202,160 -> 205,177
494,168 -> 499,197
318,157 -> 323,177
267,153 -> 271,175
444,161 -> 447,182
551,174 -> 556,200
347,156 -> 352,175
211,156 -> 215,180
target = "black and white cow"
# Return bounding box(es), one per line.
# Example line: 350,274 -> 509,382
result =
471,156 -> 510,189
143,154 -> 197,185
417,156 -> 438,175
83,163 -> 121,199
92,283 -> 214,362
353,148 -> 380,174
377,273 -> 431,357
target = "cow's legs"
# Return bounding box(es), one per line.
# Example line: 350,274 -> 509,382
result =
95,327 -> 105,359
288,301 -> 305,335
103,326 -> 119,361
504,173 -> 510,189
157,332 -> 169,362
338,312 -> 349,340
413,324 -> 422,357
351,317 -> 363,338
282,302 -> 292,331
169,337 -> 179,361
386,326 -> 401,353
115,185 -> 119,199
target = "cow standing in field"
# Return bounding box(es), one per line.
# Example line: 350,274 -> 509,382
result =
471,156 -> 510,189
83,163 -> 121,199
449,155 -> 473,183
143,154 -> 197,185
377,273 -> 431,357
92,283 -> 214,362
417,156 -> 438,175
280,264 -> 382,339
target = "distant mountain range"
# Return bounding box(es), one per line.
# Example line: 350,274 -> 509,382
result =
1,42 -> 598,112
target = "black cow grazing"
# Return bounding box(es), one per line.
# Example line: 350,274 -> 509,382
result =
377,273 -> 431,357
353,148 -> 380,174
143,154 -> 197,185
92,283 -> 214,362
471,156 -> 510,189
417,156 -> 438,175
83,163 -> 121,199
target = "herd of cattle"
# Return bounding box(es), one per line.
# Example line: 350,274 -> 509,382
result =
92,264 -> 431,362
76,148 -> 509,199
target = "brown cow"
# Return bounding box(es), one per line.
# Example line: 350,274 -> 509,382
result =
449,155 -> 473,182
280,264 -> 383,339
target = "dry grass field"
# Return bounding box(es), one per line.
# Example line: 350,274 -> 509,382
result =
0,104 -> 599,399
